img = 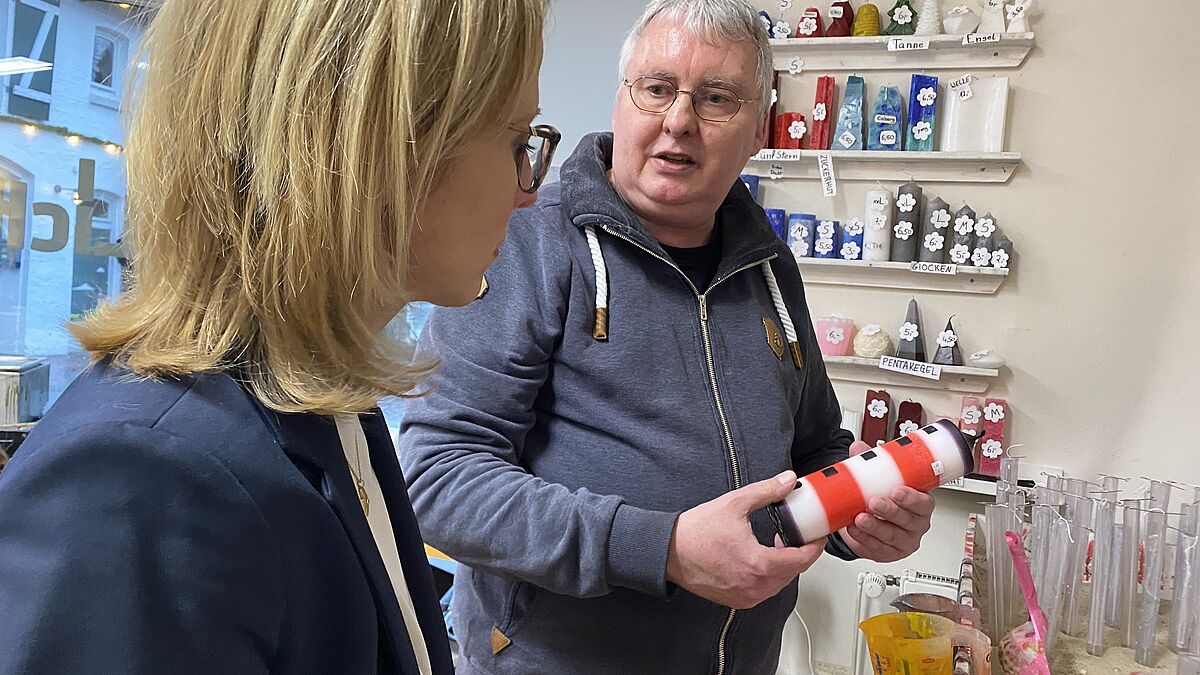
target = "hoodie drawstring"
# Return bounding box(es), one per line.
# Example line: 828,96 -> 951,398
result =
760,261 -> 804,370
584,224 -> 609,340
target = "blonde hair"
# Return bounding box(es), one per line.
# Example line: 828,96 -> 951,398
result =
72,0 -> 547,414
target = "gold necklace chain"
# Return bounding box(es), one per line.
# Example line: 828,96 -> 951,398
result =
345,424 -> 370,516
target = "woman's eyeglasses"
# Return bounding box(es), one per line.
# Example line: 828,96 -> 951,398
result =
509,124 -> 561,194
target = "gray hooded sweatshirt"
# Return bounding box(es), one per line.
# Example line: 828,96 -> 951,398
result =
399,133 -> 854,675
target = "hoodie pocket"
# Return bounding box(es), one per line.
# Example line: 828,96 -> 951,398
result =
499,579 -> 542,636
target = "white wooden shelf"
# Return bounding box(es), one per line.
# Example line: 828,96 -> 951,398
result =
770,32 -> 1035,72
746,149 -> 1020,183
823,355 -> 1000,393
938,475 -> 999,497
796,258 -> 1009,295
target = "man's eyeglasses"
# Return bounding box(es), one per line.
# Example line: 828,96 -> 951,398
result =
509,124 -> 561,194
623,76 -> 756,123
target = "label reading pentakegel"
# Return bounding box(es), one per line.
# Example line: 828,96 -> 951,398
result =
879,356 -> 943,381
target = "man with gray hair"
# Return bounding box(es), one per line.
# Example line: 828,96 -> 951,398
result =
400,1 -> 936,672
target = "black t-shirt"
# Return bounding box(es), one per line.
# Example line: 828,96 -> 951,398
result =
660,220 -> 723,292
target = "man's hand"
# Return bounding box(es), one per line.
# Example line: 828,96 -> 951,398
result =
666,471 -> 825,610
840,485 -> 935,563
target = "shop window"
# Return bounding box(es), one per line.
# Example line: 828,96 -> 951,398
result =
91,33 -> 115,88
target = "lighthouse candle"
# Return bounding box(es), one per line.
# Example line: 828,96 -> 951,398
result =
769,419 -> 978,547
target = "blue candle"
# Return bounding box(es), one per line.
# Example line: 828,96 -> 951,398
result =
740,174 -> 760,203
788,213 -> 817,258
814,220 -> 840,259
765,208 -> 788,241
840,219 -> 865,260
833,76 -> 866,151
905,74 -> 939,151
867,86 -> 904,151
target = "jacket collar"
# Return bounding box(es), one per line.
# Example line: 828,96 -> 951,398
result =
560,132 -> 782,285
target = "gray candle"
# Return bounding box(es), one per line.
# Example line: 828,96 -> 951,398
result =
918,195 -> 950,263
991,234 -> 1014,269
889,182 -> 923,263
949,204 -> 976,265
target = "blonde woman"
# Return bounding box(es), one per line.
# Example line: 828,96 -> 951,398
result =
0,0 -> 556,673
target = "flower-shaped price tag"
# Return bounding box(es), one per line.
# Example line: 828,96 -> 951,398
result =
788,119 -> 807,140
984,402 -> 1005,423
826,327 -> 845,344
817,221 -> 836,238
961,406 -> 981,425
893,5 -> 914,24
841,241 -> 861,259
790,224 -> 810,241
949,243 -> 971,264
789,57 -> 804,75
897,192 -> 917,213
924,231 -> 945,252
771,88 -> 778,106
845,219 -> 865,236
862,324 -> 883,336
898,420 -> 919,436
937,330 -> 958,347
930,208 -> 951,229
991,249 -> 1010,268
779,0 -> 793,9
975,217 -> 996,238
980,439 -> 1003,459
797,16 -> 818,35
954,214 -> 975,235
971,247 -> 991,266
760,14 -> 773,34
912,121 -> 933,141
773,20 -> 792,39
815,238 -> 834,255
813,102 -> 827,122
899,321 -> 920,342
917,87 -> 938,107
894,221 -> 914,240
868,399 -> 889,418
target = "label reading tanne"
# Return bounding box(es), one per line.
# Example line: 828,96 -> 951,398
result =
887,37 -> 930,52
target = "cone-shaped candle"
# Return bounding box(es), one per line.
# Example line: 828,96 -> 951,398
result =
895,298 -> 927,362
932,316 -> 964,366
883,0 -> 918,35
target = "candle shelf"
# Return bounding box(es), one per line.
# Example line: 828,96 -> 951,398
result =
796,258 -> 1009,295
823,355 -> 1000,394
746,149 -> 1021,183
770,32 -> 1035,72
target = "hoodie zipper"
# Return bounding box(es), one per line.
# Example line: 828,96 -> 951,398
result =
599,223 -> 776,675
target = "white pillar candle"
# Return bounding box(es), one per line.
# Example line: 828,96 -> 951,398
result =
862,189 -> 893,261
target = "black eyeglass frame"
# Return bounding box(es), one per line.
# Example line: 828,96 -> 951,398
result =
508,124 -> 561,194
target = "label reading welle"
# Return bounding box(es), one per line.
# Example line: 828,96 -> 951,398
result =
879,356 -> 943,381
910,261 -> 958,275
754,149 -> 803,162
888,37 -> 930,52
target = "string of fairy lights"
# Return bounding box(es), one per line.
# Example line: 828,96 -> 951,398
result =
2,114 -> 123,157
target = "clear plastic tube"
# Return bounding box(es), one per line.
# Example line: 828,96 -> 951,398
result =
1119,499 -> 1143,647
1032,497 -> 1053,595
1042,517 -> 1072,652
1148,479 -> 1173,514
1005,507 -> 1026,631
986,504 -> 1009,645
1063,496 -> 1094,637
1088,499 -> 1115,655
1101,476 -> 1124,628
1135,509 -> 1167,665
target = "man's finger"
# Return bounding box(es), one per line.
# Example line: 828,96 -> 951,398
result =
869,497 -> 926,533
890,486 -> 935,518
762,539 -> 824,572
845,524 -> 906,561
854,512 -> 908,547
727,470 -> 797,515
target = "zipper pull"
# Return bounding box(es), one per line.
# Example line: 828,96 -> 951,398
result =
699,295 -> 708,322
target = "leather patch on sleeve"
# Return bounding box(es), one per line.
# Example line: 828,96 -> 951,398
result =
491,626 -> 513,655
763,317 -> 785,359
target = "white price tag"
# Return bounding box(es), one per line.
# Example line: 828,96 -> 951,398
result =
961,32 -> 1001,46
909,261 -> 959,276
878,356 -> 943,381
949,74 -> 974,101
829,6 -> 844,18
837,130 -> 856,149
789,57 -> 803,75
1007,3 -> 1026,20
874,114 -> 897,125
817,153 -> 836,197
779,0 -> 793,9
887,37 -> 930,52
769,163 -> 784,180
754,149 -> 803,162
879,130 -> 897,146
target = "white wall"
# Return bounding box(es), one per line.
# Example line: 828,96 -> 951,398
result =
744,0 -> 1199,668
539,0 -> 649,161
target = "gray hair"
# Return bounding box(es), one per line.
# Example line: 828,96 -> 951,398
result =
616,0 -> 773,116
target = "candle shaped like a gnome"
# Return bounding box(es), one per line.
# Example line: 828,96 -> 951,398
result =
768,419 -> 978,547
826,1 -> 855,36
932,316 -> 964,366
896,298 -> 927,362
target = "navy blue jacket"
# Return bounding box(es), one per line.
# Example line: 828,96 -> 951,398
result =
0,364 -> 453,674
